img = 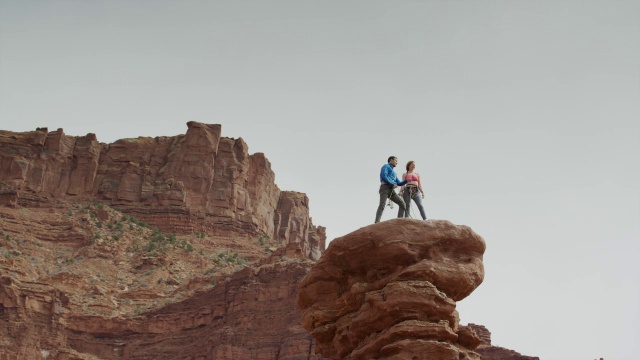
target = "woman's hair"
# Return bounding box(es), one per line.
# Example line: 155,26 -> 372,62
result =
406,161 -> 415,172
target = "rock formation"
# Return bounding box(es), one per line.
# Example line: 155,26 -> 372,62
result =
0,123 -> 326,359
297,219 -> 486,360
466,324 -> 540,360
1,257 -> 321,360
1,123 -> 537,359
0,123 -> 325,259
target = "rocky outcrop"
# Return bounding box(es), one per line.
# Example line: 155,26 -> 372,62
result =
297,219 -> 486,360
1,260 -> 322,360
0,123 -> 324,259
466,324 -> 540,360
274,192 -> 326,260
0,127 -> 101,206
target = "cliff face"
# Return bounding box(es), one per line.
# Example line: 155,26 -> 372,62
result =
297,219 -> 486,360
1,258 -> 321,360
0,123 -> 324,259
0,123 -> 326,359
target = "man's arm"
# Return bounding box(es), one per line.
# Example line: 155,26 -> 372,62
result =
382,165 -> 407,187
381,165 -> 397,186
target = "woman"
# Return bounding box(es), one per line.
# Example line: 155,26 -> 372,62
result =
397,160 -> 427,220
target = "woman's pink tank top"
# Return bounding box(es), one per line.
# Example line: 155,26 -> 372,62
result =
405,173 -> 420,183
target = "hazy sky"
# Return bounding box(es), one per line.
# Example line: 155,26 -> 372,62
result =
1,1 -> 639,359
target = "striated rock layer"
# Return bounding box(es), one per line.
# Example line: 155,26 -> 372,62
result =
0,122 -> 326,359
297,219 -> 486,360
1,259 -> 322,360
0,123 -> 325,259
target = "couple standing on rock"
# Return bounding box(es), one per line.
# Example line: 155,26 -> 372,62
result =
374,156 -> 427,223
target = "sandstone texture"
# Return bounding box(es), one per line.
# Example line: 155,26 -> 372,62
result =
467,324 -> 540,360
1,225 -> 322,360
0,123 -> 325,260
297,219 -> 486,360
0,124 -> 325,359
0,198 -> 321,360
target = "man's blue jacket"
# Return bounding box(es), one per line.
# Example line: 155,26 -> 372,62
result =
379,163 -> 407,187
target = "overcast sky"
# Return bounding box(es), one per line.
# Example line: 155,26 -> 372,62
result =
1,1 -> 639,359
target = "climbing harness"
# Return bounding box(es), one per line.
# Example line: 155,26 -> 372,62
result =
386,186 -> 395,209
404,186 -> 420,219
385,183 -> 401,209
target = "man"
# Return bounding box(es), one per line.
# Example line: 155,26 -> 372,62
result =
375,156 -> 407,223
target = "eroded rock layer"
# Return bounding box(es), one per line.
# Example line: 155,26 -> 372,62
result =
1,259 -> 322,360
297,219 -> 486,360
0,123 -> 325,259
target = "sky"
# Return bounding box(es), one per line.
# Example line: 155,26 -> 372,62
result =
1,1 -> 639,359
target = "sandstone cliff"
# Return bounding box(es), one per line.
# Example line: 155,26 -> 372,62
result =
0,123 -> 324,260
1,254 -> 321,359
0,123 -> 326,359
297,219 -> 486,360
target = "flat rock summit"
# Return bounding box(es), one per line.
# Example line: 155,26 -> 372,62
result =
0,123 -> 537,359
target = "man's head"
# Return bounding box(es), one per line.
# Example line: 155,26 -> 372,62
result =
387,156 -> 398,167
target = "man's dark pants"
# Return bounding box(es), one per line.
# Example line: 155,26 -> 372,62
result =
375,184 -> 406,223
